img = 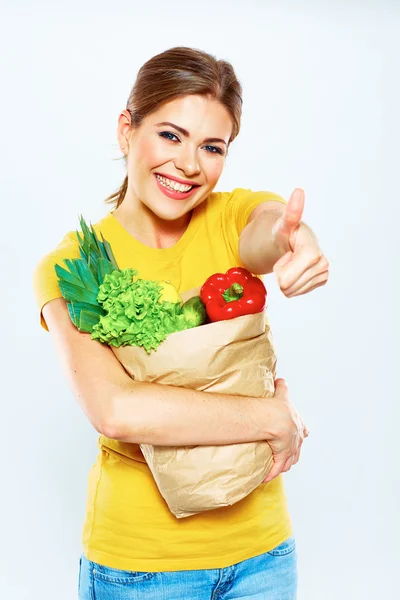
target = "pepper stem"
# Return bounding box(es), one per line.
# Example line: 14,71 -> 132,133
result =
222,282 -> 244,303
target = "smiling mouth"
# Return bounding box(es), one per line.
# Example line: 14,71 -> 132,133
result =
154,173 -> 200,193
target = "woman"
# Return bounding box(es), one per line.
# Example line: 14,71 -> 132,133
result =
33,46 -> 328,599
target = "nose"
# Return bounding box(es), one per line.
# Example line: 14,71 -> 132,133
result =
173,144 -> 201,177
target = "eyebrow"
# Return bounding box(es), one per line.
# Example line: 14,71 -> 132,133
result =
155,121 -> 227,145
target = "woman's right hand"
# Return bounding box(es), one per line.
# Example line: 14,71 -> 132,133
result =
262,378 -> 309,483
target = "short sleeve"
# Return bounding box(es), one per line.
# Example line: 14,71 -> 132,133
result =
224,188 -> 287,236
32,231 -> 80,332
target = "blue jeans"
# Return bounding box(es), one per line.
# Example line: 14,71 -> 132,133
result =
78,536 -> 297,599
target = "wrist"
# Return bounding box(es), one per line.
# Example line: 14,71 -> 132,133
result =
249,396 -> 277,441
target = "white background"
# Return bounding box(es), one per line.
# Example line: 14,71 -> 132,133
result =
1,1 -> 399,598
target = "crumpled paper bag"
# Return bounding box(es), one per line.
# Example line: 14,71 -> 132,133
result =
111,286 -> 275,518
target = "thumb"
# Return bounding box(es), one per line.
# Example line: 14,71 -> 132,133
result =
281,188 -> 305,232
274,377 -> 287,388
274,378 -> 289,399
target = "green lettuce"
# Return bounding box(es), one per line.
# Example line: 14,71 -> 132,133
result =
91,269 -> 207,353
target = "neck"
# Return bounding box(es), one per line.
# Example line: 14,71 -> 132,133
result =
112,199 -> 192,250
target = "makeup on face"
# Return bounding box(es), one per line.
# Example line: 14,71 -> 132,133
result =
124,96 -> 233,217
153,173 -> 200,201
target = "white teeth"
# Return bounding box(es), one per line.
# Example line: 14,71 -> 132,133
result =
155,174 -> 193,192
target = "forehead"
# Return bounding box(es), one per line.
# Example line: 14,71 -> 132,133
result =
148,95 -> 233,140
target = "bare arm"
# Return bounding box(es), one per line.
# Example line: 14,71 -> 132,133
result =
239,202 -> 286,275
43,298 -> 276,446
239,191 -> 329,300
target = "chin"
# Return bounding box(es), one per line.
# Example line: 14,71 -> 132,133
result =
146,203 -> 189,222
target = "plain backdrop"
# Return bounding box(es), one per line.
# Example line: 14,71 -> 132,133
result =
1,1 -> 399,598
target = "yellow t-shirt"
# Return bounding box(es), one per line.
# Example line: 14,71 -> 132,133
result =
32,187 -> 292,572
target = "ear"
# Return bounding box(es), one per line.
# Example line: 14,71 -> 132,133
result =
117,110 -> 133,150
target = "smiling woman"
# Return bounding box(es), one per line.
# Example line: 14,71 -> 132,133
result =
31,46 -> 326,600
112,93 -> 234,244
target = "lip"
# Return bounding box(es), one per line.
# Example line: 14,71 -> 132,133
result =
154,172 -> 201,187
154,173 -> 198,201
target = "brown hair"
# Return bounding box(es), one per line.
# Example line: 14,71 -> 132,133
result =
104,46 -> 243,209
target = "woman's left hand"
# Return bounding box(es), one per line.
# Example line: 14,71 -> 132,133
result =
271,189 -> 329,298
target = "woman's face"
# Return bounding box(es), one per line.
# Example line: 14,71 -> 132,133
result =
118,94 -> 233,222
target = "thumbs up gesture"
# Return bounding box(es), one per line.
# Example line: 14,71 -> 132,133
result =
272,189 -> 329,297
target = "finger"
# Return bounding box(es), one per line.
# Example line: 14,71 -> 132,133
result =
294,428 -> 309,464
292,445 -> 302,465
273,250 -> 294,271
281,189 -> 305,233
274,247 -> 322,291
272,252 -> 294,289
296,431 -> 307,456
282,255 -> 329,296
286,273 -> 329,298
281,455 -> 295,473
262,456 -> 288,483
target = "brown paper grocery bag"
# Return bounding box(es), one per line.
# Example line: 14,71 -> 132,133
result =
111,287 -> 275,518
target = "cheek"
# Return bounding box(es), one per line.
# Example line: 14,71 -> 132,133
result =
134,136 -> 169,170
205,159 -> 225,183
138,138 -> 159,166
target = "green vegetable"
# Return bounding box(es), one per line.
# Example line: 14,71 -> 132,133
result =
54,215 -> 121,332
91,270 -> 207,353
55,216 -> 207,352
181,296 -> 207,329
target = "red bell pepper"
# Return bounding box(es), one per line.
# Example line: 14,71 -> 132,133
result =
200,267 -> 267,322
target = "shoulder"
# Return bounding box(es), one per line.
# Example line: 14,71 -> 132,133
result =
207,188 -> 286,233
206,188 -> 286,215
33,213 -> 112,271
33,230 -> 79,274
32,213 -> 112,330
219,187 -> 286,204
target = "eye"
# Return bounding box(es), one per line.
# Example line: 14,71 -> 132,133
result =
158,131 -> 180,142
204,145 -> 224,155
